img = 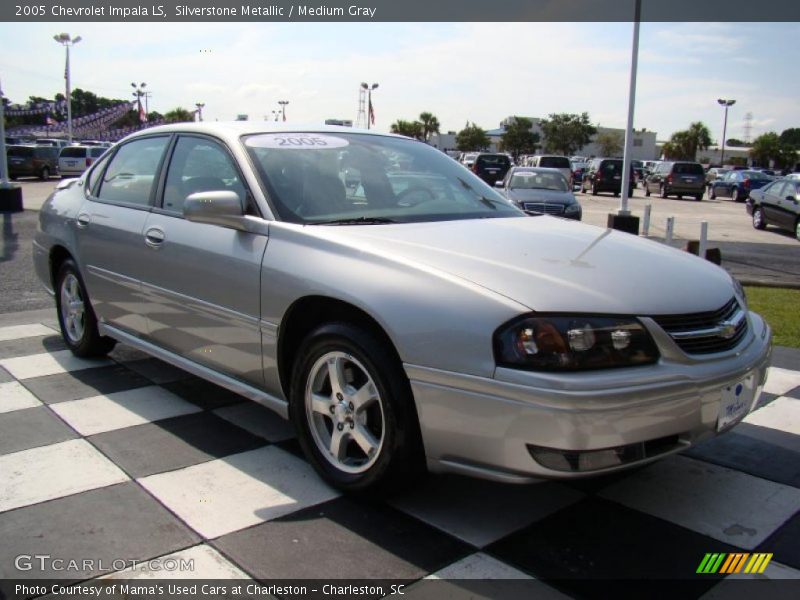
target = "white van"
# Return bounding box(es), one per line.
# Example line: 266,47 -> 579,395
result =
58,145 -> 108,177
527,155 -> 574,187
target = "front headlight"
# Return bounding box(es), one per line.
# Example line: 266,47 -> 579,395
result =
494,315 -> 659,371
564,203 -> 581,213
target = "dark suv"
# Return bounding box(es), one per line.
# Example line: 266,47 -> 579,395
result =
580,158 -> 635,196
6,145 -> 59,180
644,161 -> 705,201
472,153 -> 511,186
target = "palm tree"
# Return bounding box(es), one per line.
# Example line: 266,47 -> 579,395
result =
419,112 -> 440,143
390,119 -> 423,140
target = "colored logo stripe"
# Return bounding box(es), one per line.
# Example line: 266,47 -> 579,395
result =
697,553 -> 773,574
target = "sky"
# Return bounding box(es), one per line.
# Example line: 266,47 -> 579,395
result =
0,21 -> 797,143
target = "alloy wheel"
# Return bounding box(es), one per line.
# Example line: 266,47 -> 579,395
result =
59,273 -> 85,344
304,351 -> 385,474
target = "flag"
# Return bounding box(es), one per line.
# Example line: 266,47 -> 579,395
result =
368,97 -> 375,126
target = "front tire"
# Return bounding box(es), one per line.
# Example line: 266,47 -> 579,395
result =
710,186 -> 717,199
752,206 -> 767,230
645,185 -> 651,197
55,259 -> 116,357
40,166 -> 50,180
290,322 -> 424,495
591,182 -> 598,196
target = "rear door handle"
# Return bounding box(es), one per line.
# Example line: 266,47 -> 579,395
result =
76,213 -> 91,229
144,227 -> 165,249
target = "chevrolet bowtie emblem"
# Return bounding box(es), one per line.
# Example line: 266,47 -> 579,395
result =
719,321 -> 737,339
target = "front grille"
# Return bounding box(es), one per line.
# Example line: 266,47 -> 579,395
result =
651,297 -> 748,355
522,202 -> 565,215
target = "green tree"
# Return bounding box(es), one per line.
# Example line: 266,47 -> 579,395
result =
661,122 -> 712,160
163,107 -> 195,124
725,138 -> 745,147
390,119 -> 423,140
540,112 -> 597,156
499,117 -> 539,160
455,122 -> 490,151
418,111 -> 440,142
595,130 -> 623,157
779,127 -> 800,150
750,132 -> 798,168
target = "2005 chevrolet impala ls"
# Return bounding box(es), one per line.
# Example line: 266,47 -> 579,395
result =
34,123 -> 772,493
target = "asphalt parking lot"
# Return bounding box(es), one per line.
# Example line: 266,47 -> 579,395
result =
2,176 -> 800,598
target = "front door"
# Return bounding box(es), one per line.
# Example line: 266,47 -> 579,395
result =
140,134 -> 267,387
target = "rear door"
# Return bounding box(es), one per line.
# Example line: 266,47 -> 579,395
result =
140,134 -> 268,387
75,135 -> 171,337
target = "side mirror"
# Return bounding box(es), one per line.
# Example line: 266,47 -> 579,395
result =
184,191 -> 267,234
494,180 -> 504,188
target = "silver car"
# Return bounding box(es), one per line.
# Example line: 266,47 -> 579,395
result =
34,123 -> 772,493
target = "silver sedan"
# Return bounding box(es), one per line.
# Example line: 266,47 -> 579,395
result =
34,123 -> 772,493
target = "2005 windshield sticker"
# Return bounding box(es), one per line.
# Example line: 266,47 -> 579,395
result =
246,134 -> 349,149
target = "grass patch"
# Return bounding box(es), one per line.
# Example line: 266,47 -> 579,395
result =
745,286 -> 800,348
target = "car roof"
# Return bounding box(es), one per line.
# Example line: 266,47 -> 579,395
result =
123,122 -> 405,146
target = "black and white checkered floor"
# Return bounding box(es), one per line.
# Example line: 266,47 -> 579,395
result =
1,311 -> 799,599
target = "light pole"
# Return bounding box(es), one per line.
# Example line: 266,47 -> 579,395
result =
53,33 -> 82,143
361,82 -> 378,129
717,99 -> 736,166
195,103 -> 205,122
131,82 -> 147,123
278,100 -> 289,122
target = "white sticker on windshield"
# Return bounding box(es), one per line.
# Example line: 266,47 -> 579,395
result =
245,134 -> 349,149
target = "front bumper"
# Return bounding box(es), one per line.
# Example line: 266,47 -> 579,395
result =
406,311 -> 772,483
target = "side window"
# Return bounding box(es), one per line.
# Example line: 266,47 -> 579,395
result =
96,137 -> 169,207
86,153 -> 112,195
769,182 -> 787,198
163,136 -> 246,215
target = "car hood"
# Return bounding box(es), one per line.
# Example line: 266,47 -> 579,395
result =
314,216 -> 734,315
507,189 -> 575,205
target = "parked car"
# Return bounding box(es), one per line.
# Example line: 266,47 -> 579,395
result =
34,123 -> 771,494
471,152 -> 512,186
526,155 -> 573,187
6,144 -> 59,179
571,161 -> 588,186
58,145 -> 109,177
494,167 -> 582,220
710,170 -> 771,202
644,161 -> 705,201
461,152 -> 479,169
746,178 -> 800,240
581,158 -> 635,196
705,167 -> 729,189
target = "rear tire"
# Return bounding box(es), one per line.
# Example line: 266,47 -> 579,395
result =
695,193 -> 703,201
645,185 -> 651,197
752,206 -> 767,230
55,258 -> 116,358
710,187 -> 717,199
660,185 -> 668,199
591,182 -> 598,196
289,322 -> 424,495
40,166 -> 50,180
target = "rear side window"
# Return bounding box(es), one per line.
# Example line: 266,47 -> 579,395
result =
673,163 -> 704,175
96,136 -> 170,207
89,147 -> 107,158
7,146 -> 33,158
60,147 -> 86,158
539,157 -> 570,169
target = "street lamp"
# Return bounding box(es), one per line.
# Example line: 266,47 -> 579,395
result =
53,33 -> 82,143
195,103 -> 205,122
278,100 -> 289,122
717,98 -> 736,166
360,82 -> 378,129
131,82 -> 147,123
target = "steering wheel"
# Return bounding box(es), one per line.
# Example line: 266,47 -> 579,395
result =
395,186 -> 436,207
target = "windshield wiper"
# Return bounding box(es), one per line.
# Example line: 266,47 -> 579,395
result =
310,216 -> 398,225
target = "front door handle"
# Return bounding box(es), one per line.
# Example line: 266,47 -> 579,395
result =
144,227 -> 165,249
76,213 -> 91,229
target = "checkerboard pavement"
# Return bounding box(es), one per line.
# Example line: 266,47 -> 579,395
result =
1,310 -> 800,599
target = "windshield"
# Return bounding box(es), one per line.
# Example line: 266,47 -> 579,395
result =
510,170 -> 567,191
244,133 -> 522,224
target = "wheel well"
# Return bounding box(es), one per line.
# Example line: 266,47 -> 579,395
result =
277,296 -> 402,399
49,246 -> 72,289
